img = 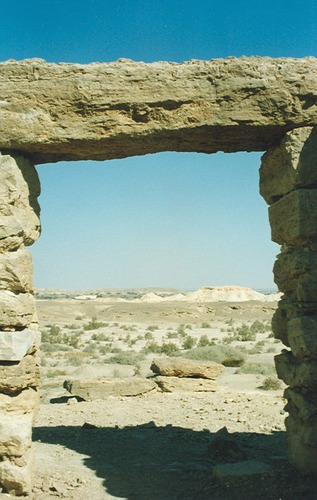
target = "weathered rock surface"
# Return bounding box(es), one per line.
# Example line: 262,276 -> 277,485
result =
63,377 -> 157,400
0,453 -> 33,496
0,154 -> 41,252
0,354 -> 40,393
213,460 -> 273,483
0,291 -> 36,329
0,413 -> 33,457
0,249 -> 34,293
0,57 -> 317,163
154,376 -> 220,392
150,357 -> 224,379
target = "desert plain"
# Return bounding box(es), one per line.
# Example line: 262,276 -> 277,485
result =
26,287 -> 317,499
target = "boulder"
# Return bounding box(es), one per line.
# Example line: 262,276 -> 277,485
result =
150,357 -> 224,379
63,377 -> 157,401
0,330 -> 40,361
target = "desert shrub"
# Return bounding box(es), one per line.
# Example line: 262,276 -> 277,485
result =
65,323 -> 78,330
250,320 -> 271,334
261,376 -> 282,391
222,334 -> 235,345
46,369 -> 67,378
182,335 -> 197,350
267,346 -> 276,353
201,322 -> 211,328
41,342 -> 72,352
106,352 -> 144,365
144,331 -> 154,340
83,317 -> 106,330
236,362 -> 275,376
91,332 -> 110,341
83,343 -> 96,353
160,342 -> 180,355
182,345 -> 245,367
166,331 -> 178,339
177,324 -> 187,337
99,345 -> 112,355
142,341 -> 162,354
147,325 -> 159,332
198,334 -> 212,347
235,324 -> 256,342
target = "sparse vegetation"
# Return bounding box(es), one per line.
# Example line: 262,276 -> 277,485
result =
261,376 -> 282,391
183,345 -> 245,367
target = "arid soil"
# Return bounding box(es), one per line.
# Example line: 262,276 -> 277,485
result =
30,291 -> 317,499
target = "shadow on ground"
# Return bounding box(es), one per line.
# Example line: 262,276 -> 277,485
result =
33,424 -> 317,500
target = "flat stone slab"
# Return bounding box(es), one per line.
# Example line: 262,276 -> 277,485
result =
63,377 -> 157,401
213,460 -> 273,482
0,330 -> 40,361
154,376 -> 220,393
151,357 -> 224,379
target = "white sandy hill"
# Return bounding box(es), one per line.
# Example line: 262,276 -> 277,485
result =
137,286 -> 281,303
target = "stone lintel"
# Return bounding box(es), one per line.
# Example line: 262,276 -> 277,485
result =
269,189 -> 317,245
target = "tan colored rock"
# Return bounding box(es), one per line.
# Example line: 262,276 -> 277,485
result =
269,189 -> 317,245
273,250 -> 317,298
154,376 -> 220,392
0,58 -> 317,163
0,354 -> 40,393
284,387 -> 317,422
0,413 -> 33,457
271,306 -> 289,346
288,316 -> 317,359
151,357 -> 224,379
0,388 -> 38,414
0,250 -> 34,293
0,153 -> 40,252
260,126 -> 317,204
63,377 -> 157,400
286,416 -> 317,474
0,291 -> 36,329
0,452 -> 33,496
275,350 -> 317,388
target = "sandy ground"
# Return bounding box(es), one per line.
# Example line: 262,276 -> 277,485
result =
29,294 -> 317,499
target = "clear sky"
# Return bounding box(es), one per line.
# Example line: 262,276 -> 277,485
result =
1,1 -> 316,290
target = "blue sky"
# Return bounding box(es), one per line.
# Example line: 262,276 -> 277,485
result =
1,1 -> 317,290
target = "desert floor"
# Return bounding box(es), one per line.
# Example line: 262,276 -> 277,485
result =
29,291 -> 317,499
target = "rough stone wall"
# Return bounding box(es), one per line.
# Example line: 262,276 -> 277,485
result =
260,125 -> 317,473
0,153 -> 41,495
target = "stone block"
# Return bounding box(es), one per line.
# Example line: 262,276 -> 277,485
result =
154,376 -> 219,392
260,126 -> 317,204
0,291 -> 36,329
269,189 -> 317,245
0,250 -> 33,293
0,329 -> 40,362
150,357 -> 224,379
0,153 -> 40,252
0,330 -> 40,361
0,353 -> 40,393
0,388 -> 38,414
213,460 -> 272,483
271,307 -> 289,346
0,452 -> 33,496
275,350 -> 317,388
0,413 -> 33,457
288,316 -> 317,359
273,250 -> 317,296
285,416 -> 317,473
284,387 -> 317,422
63,377 -> 157,401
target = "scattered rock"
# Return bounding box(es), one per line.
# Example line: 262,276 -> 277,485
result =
151,357 -> 224,379
63,377 -> 157,401
208,427 -> 246,462
154,376 -> 220,393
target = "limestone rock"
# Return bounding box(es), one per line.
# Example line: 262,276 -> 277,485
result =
63,377 -> 157,400
0,330 -> 40,361
269,189 -> 317,245
275,350 -> 317,388
271,306 -> 289,346
260,126 -> 317,204
0,354 -> 40,393
0,291 -> 36,329
0,453 -> 33,496
150,357 -> 224,379
288,316 -> 317,359
154,376 -> 220,392
0,413 -> 33,457
284,387 -> 317,422
0,250 -> 34,293
0,58 -> 317,163
0,388 -> 38,414
285,416 -> 317,473
0,154 -> 40,252
273,250 -> 317,298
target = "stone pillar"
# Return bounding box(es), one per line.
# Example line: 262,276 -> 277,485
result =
0,153 -> 41,496
260,126 -> 317,474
